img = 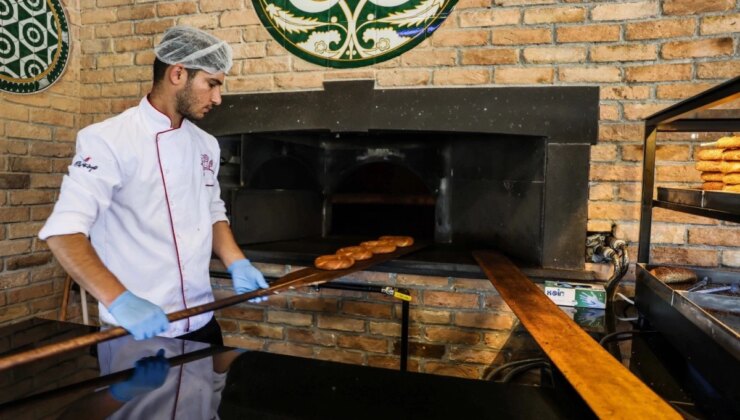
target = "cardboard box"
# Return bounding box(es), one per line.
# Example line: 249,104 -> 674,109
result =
544,281 -> 606,309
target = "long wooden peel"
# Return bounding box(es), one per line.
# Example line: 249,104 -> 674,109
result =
0,243 -> 424,372
473,250 -> 681,419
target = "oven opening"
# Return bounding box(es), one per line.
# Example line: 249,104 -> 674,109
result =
330,162 -> 436,240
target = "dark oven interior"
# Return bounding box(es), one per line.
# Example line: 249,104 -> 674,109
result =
201,81 -> 598,277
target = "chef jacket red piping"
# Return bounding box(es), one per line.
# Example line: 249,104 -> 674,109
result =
155,127 -> 190,333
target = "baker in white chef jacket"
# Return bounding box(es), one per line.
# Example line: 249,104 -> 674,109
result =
39,26 -> 268,344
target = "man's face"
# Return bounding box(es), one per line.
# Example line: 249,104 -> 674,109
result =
175,69 -> 225,121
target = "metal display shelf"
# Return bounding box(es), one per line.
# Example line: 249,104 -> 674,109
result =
654,187 -> 740,223
638,76 -> 740,263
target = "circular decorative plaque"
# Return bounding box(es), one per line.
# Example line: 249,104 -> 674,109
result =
0,0 -> 70,94
252,0 -> 458,68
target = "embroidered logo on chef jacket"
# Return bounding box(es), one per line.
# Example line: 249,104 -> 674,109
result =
72,156 -> 99,172
201,154 -> 215,186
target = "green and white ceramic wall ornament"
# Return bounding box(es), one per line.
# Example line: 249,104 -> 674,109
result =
252,0 -> 458,68
0,0 -> 70,94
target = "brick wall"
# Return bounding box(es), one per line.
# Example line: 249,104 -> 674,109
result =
1,0 -> 738,377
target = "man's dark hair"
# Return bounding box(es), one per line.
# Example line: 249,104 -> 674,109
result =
152,58 -> 199,84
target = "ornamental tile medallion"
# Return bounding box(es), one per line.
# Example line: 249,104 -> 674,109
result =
252,0 -> 458,68
0,0 -> 70,94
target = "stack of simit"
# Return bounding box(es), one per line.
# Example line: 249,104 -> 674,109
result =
696,136 -> 740,192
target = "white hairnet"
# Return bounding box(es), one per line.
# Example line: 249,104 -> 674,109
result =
154,26 -> 233,74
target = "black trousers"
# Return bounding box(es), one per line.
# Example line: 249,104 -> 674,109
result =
177,315 -> 223,346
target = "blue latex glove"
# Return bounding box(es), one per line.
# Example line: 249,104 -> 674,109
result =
108,291 -> 170,340
109,349 -> 169,402
228,259 -> 269,302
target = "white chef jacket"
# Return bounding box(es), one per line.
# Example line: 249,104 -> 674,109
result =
39,96 -> 228,337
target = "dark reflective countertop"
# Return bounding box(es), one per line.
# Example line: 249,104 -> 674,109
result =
0,307 -> 735,419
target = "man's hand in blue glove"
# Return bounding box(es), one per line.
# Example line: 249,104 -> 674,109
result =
107,291 -> 169,340
228,259 -> 269,303
109,349 -> 169,402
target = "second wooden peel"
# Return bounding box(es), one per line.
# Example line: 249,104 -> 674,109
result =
0,243 -> 425,372
473,250 -> 680,420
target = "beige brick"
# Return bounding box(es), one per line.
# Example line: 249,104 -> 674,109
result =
0,140 -> 27,155
0,305 -> 30,323
424,362 -> 480,379
657,83 -> 719,100
617,183 -> 641,201
243,26 -> 272,42
701,14 -> 740,35
688,227 -> 740,247
559,66 -> 621,83
220,10 -> 260,27
267,311 -> 313,327
600,104 -> 619,121
7,123 -> 52,141
31,205 -> 54,222
30,142 -> 74,158
324,70 -> 377,81
497,0 -> 556,5
588,220 -> 615,232
454,312 -> 516,330
317,315 -> 365,332
177,14 -> 219,29
662,38 -> 734,59
590,164 -> 642,182
649,224 -> 687,244
589,183 -> 614,201
625,64 -> 692,82
314,348 -> 364,365
599,123 -> 643,142
101,83 -> 140,98
80,69 -> 114,84
210,28 -> 245,43
623,103 -> 670,120
622,144 -> 690,162
201,0 -> 243,12
722,250 -> 740,267
433,68 -> 490,85
114,38 -> 152,53
625,18 -> 695,40
5,95 -> 51,107
431,29 -> 489,47
374,69 -> 429,87
492,28 -> 551,45
117,5 -> 156,20
81,39 -> 112,54
523,47 -> 586,64
588,202 -> 640,221
29,174 -> 63,189
524,7 -> 585,24
274,73 -> 324,89
494,67 -> 554,84
591,144 -> 618,161
94,22 -> 133,38
591,44 -> 657,62
97,0 -> 134,6
409,309 -> 452,324
243,56 -> 290,74
652,247 -> 718,267
664,0 -> 735,16
30,109 -> 75,128
265,341 -> 313,358
336,335 -> 388,353
457,0 -> 491,8
424,290 -> 479,308
653,207 -> 718,225
657,165 -> 701,182
1,105 -> 29,122
0,271 -> 30,289
458,9 -> 520,28
591,1 -> 658,21
460,49 -> 518,65
135,51 -> 157,66
240,322 -> 284,339
97,53 -> 134,67
402,50 -> 458,67
54,128 -> 78,143
51,97 -> 81,113
81,9 -> 117,24
225,75 -> 274,92
135,19 -> 175,35
557,25 -> 620,43
697,61 -> 740,79
157,1 -> 198,17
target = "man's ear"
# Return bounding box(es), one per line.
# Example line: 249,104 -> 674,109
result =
167,64 -> 187,87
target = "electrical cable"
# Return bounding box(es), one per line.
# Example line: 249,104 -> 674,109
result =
484,358 -> 547,381
598,330 -> 655,347
500,361 -> 552,383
